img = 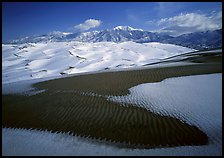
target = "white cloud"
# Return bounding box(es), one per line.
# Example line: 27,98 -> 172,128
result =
148,11 -> 222,36
74,19 -> 102,32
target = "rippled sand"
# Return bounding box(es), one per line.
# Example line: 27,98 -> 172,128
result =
3,63 -> 222,148
3,51 -> 222,149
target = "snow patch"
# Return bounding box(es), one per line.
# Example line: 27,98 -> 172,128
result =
108,73 -> 222,154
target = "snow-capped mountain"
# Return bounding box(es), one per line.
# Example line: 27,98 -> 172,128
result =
163,29 -> 222,50
7,25 -> 173,44
7,26 -> 222,50
74,26 -> 172,43
75,26 -> 172,43
10,31 -> 76,44
113,26 -> 143,31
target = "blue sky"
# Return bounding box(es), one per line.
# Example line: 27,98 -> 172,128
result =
2,2 -> 222,42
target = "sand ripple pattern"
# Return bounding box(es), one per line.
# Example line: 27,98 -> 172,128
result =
3,63 -> 222,148
3,91 -> 208,148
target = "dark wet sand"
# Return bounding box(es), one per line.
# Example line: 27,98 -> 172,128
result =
2,53 -> 222,148
36,62 -> 221,96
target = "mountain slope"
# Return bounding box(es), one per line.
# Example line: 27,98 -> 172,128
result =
74,26 -> 173,43
163,29 -> 222,50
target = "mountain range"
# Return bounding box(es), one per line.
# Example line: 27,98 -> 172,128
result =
8,26 -> 222,50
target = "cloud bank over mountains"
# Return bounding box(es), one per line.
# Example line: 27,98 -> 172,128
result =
148,11 -> 222,36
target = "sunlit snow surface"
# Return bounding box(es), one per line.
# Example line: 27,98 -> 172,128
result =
2,41 -> 194,84
2,73 -> 222,156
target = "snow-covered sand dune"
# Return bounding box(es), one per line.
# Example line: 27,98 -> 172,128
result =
3,41 -> 221,156
2,41 -> 194,84
2,73 -> 222,156
108,73 -> 222,155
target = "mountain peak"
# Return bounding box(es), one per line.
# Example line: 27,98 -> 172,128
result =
113,26 -> 143,31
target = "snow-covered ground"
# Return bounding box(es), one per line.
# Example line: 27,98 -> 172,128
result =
2,73 -> 222,156
108,73 -> 222,155
2,41 -> 194,84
